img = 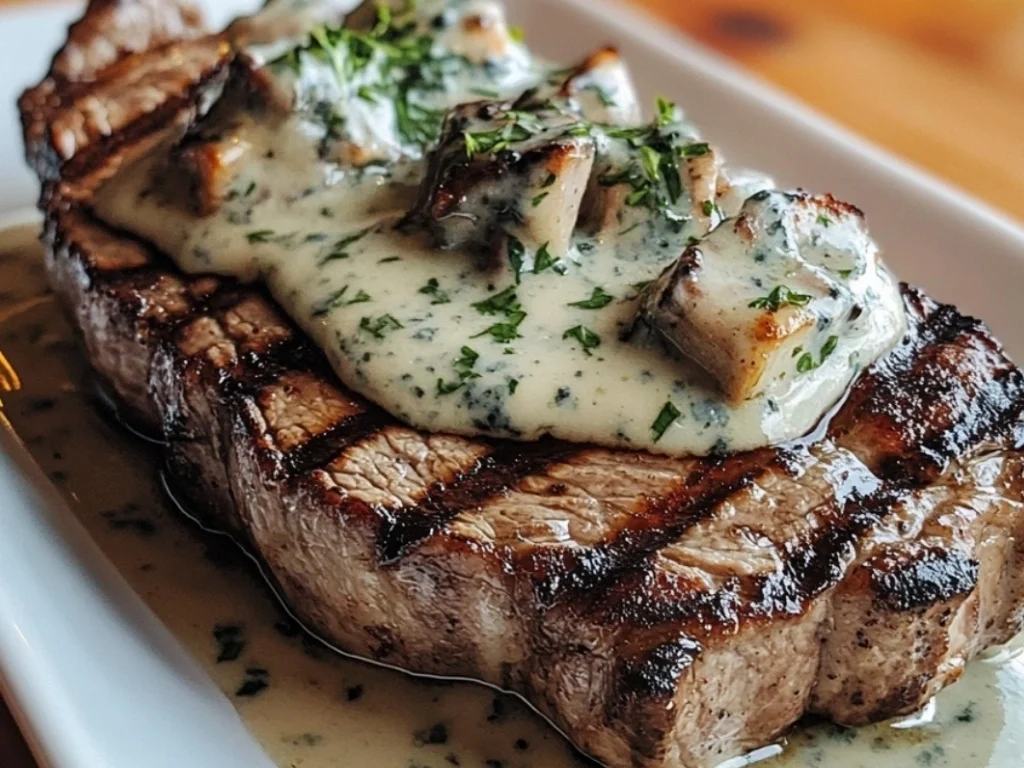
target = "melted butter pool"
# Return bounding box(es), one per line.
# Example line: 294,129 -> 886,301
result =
1,222 -> 1022,767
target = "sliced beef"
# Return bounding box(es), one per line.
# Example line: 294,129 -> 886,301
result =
22,2 -> 1024,767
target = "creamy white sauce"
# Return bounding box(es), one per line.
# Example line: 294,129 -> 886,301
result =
0,223 -> 1020,768
92,0 -> 905,457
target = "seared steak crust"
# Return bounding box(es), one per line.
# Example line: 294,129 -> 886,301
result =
22,3 -> 1024,766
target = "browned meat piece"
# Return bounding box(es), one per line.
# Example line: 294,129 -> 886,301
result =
411,100 -> 594,261
19,0 -> 228,196
21,3 -> 1024,767
559,46 -> 642,125
168,57 -> 289,216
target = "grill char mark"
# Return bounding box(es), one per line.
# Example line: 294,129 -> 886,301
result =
830,287 -> 1024,483
871,547 -> 981,613
530,452 -> 775,609
377,439 -> 580,564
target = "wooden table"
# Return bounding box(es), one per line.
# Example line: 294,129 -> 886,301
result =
2,0 -> 1023,765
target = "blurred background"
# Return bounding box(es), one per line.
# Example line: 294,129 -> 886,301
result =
632,0 -> 1024,221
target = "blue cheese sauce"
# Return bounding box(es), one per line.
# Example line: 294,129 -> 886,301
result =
0,222 -> 1020,768
92,0 -> 906,458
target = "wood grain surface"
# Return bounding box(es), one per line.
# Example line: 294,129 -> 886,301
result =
2,0 -> 1023,765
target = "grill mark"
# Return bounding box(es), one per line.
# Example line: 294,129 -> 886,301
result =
586,456 -> 893,632
282,409 -> 393,478
832,289 -> 1024,484
527,453 -> 778,610
870,547 -> 980,612
595,487 -> 904,702
377,439 -> 579,564
37,44 -> 229,184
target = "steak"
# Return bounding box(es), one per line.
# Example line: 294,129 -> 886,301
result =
21,2 -> 1024,766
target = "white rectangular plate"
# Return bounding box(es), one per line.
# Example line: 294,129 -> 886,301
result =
1,1 -> 1023,767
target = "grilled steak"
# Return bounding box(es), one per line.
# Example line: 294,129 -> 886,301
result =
21,2 -> 1024,766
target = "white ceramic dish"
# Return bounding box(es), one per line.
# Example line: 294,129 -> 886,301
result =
1,1 -> 1023,767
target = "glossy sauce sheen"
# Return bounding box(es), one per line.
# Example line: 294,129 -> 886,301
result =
94,0 -> 905,457
2,228 -> 1022,767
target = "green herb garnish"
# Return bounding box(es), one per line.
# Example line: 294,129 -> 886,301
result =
446,346 -> 481,383
563,325 -> 601,356
418,277 -> 451,304
796,335 -> 839,373
213,624 -> 245,663
246,229 -> 275,243
472,286 -> 519,315
568,286 -> 614,309
436,379 -> 464,395
651,401 -> 681,442
312,286 -> 372,316
359,314 -> 404,339
680,142 -> 710,157
748,285 -> 812,312
507,234 -> 526,283
533,242 -> 558,274
473,311 -> 526,343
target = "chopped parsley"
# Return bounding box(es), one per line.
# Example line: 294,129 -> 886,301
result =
213,624 -> 245,663
235,667 -> 269,698
418,277 -> 451,304
568,286 -> 614,309
473,286 -> 519,315
584,84 -> 616,106
312,285 -> 371,316
468,286 -> 524,342
701,200 -> 715,217
563,325 -> 601,356
319,226 -> 374,264
359,314 -> 404,339
436,379 -> 463,395
437,346 -> 481,395
817,214 -> 833,227
796,335 -> 839,373
508,378 -> 520,395
463,117 -> 536,158
453,346 -> 480,378
334,226 -> 373,252
471,286 -> 527,342
596,99 -> 694,227
246,229 -> 275,244
474,311 -> 526,343
680,142 -> 710,157
541,172 -> 557,188
531,191 -> 550,207
507,234 -> 526,283
271,7 -> 459,154
748,285 -> 812,312
533,242 -> 559,274
651,401 -> 681,442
